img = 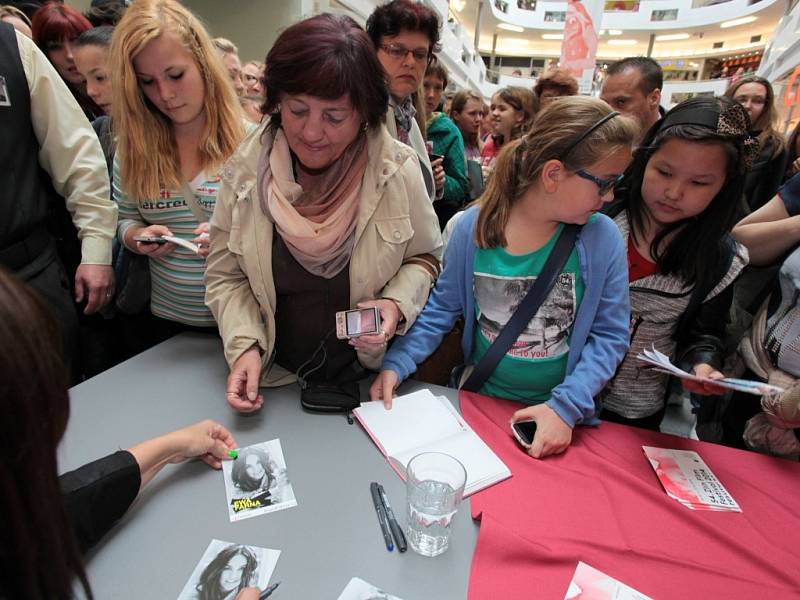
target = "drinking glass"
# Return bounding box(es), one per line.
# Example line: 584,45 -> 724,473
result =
405,452 -> 467,557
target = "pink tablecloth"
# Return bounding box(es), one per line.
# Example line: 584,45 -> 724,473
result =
460,391 -> 800,599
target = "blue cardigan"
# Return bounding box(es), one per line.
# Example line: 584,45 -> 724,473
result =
382,206 -> 631,428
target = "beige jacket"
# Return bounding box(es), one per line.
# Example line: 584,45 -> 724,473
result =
205,123 -> 443,385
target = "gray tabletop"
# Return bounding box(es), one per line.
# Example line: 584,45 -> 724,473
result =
60,333 -> 479,599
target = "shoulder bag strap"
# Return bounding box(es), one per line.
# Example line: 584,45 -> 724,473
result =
462,224 -> 582,393
181,181 -> 208,224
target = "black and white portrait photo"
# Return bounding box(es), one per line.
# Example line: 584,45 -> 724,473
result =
0,76 -> 10,107
221,439 -> 297,522
176,539 -> 280,600
337,577 -> 404,600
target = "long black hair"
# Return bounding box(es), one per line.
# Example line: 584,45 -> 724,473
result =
0,267 -> 92,599
620,95 -> 754,293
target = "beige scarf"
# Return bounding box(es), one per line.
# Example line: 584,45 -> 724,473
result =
257,128 -> 368,278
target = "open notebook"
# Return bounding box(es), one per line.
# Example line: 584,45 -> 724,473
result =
353,389 -> 511,497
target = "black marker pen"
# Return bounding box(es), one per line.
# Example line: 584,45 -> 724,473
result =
370,481 -> 394,552
378,483 -> 407,553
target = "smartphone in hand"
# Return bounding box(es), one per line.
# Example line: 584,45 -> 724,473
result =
133,235 -> 167,244
511,420 -> 537,449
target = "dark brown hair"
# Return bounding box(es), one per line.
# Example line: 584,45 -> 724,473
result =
425,60 -> 448,88
0,267 -> 92,599
366,0 -> 441,51
492,86 -> 538,146
450,90 -> 483,149
263,13 -> 388,133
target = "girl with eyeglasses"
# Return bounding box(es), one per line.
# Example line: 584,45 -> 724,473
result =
366,0 -> 438,200
724,76 -> 787,212
371,97 -> 637,459
600,96 -> 755,431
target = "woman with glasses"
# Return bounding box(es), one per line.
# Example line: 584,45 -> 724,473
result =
371,97 -> 637,459
725,76 -> 787,212
366,0 -> 437,200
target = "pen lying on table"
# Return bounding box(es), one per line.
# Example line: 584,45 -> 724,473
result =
259,581 -> 280,599
370,481 -> 394,551
378,483 -> 407,553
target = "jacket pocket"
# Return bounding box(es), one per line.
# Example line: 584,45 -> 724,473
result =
373,216 -> 414,287
375,216 -> 414,245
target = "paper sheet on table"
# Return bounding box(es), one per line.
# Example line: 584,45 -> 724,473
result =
643,446 -> 741,512
336,577 -> 404,600
564,562 -> 653,600
636,346 -> 783,396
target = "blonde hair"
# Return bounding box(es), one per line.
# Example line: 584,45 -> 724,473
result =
476,96 -> 638,248
212,36 -> 238,54
0,5 -> 31,27
110,0 -> 244,201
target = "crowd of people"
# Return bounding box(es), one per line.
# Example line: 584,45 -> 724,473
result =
2,0 -> 800,597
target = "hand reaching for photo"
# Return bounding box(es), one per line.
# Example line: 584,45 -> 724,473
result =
128,420 -> 238,489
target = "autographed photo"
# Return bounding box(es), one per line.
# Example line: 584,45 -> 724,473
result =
221,439 -> 297,522
176,539 -> 280,600
337,577 -> 404,600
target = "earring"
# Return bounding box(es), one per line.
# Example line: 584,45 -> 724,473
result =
361,122 -> 368,132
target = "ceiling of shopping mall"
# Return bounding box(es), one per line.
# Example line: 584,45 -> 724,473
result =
450,0 -> 786,59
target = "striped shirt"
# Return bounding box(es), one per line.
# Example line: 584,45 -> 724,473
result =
113,157 -> 217,327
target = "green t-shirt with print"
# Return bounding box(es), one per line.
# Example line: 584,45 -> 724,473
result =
472,223 -> 584,404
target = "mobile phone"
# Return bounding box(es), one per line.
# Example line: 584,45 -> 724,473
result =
335,307 -> 381,339
511,420 -> 538,449
133,235 -> 167,244
428,152 -> 444,162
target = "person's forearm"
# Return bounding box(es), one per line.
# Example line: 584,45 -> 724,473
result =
127,433 -> 182,490
732,216 -> 800,266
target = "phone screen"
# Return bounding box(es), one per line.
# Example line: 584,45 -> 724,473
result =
345,308 -> 378,336
512,420 -> 538,446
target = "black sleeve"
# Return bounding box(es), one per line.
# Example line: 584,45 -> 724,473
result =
675,283 -> 733,371
59,450 -> 141,553
747,146 -> 789,212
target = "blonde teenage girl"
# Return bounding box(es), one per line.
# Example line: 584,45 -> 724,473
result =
110,0 -> 244,350
371,97 -> 638,459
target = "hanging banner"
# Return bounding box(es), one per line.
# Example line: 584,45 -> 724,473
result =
559,0 -> 603,93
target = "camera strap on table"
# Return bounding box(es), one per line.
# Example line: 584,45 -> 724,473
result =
296,328 -> 362,413
461,223 -> 581,393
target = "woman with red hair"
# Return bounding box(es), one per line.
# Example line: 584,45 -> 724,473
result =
32,2 -> 100,118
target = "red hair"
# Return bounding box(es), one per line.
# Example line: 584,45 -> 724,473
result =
32,2 -> 91,50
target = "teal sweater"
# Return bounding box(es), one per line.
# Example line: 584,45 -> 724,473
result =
426,113 -> 468,210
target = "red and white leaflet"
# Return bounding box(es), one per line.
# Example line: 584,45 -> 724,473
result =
643,446 -> 741,512
564,562 -> 653,600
